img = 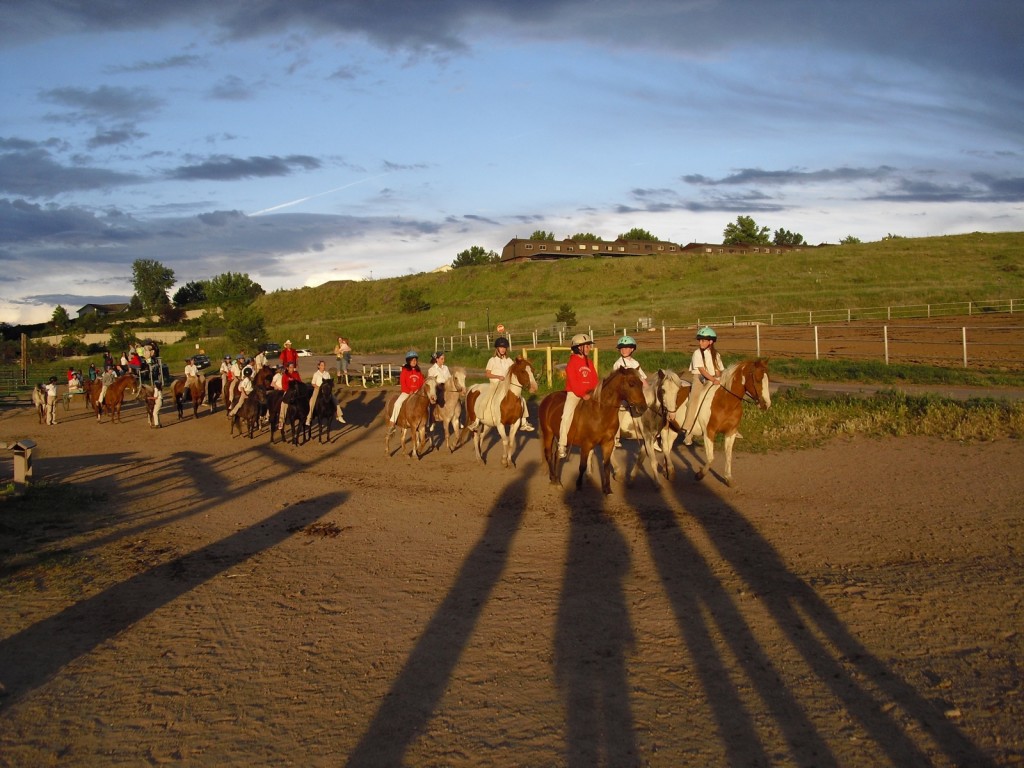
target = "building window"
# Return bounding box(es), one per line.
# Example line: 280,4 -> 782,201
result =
566,246 -> 574,252
619,246 -> 625,252
705,247 -> 712,253
592,244 -> 599,250
524,243 -> 533,250
538,245 -> 547,251
669,246 -> 676,251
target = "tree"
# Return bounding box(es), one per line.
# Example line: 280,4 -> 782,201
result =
398,287 -> 430,313
529,230 -> 556,241
50,304 -> 70,332
205,272 -> 265,305
131,259 -> 176,315
618,227 -> 658,241
59,332 -> 88,357
555,303 -> 577,328
571,232 -> 600,242
173,280 -> 208,307
108,325 -> 138,356
723,216 -> 770,245
225,305 -> 268,349
773,228 -> 805,246
452,246 -> 500,269
839,235 -> 862,245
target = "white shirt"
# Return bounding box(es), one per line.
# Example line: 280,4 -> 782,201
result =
612,355 -> 647,381
312,368 -> 331,387
428,362 -> 452,385
486,354 -> 513,379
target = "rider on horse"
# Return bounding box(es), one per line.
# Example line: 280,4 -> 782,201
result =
557,333 -> 597,458
468,337 -> 535,433
681,326 -> 724,444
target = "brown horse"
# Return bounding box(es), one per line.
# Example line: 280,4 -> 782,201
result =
91,372 -> 138,423
538,367 -> 648,494
384,378 -> 437,459
465,356 -> 538,468
676,358 -> 771,487
171,374 -> 206,419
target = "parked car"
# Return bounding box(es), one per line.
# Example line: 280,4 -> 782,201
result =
296,348 -> 312,357
260,342 -> 281,358
193,354 -> 212,370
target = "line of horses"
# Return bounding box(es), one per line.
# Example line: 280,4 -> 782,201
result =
382,355 -> 772,492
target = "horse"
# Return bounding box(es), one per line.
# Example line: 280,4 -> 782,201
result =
31,383 -> 46,424
205,376 -> 223,413
224,364 -> 274,417
230,385 -> 266,439
614,368 -> 686,486
170,374 -> 206,420
538,367 -> 648,495
464,356 -> 538,468
270,382 -> 311,445
384,377 -> 438,459
675,358 -> 772,487
430,367 -> 466,452
306,378 -> 336,444
91,372 -> 139,423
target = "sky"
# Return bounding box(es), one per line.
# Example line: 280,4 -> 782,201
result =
1,0 -> 1022,325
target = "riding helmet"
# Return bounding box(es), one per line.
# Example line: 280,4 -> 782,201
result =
696,326 -> 717,340
494,337 -> 509,349
570,333 -> 592,348
405,350 -> 419,360
617,335 -> 637,349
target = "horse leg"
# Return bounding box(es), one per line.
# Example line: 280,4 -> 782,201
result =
576,448 -> 590,490
473,426 -> 487,465
722,432 -> 737,486
695,433 -> 715,482
600,440 -> 615,495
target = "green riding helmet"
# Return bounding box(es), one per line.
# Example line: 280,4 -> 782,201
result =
696,326 -> 717,340
616,335 -> 637,349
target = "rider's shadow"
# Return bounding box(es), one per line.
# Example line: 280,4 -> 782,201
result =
554,492 -> 638,767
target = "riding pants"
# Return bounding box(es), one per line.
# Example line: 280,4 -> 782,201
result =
557,391 -> 583,454
682,373 -> 709,433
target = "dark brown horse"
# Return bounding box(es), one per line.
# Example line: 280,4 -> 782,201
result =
91,372 -> 138,423
538,367 -> 648,494
384,378 -> 437,459
171,375 -> 206,419
464,356 -> 538,468
677,358 -> 771,486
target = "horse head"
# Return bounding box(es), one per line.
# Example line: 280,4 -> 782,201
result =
511,357 -> 538,394
605,367 -> 648,415
424,375 -> 438,404
747,358 -> 771,410
451,367 -> 467,393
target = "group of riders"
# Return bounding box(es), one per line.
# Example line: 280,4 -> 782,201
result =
385,324 -> 724,457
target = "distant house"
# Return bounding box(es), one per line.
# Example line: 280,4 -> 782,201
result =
680,242 -> 812,255
76,302 -> 130,320
500,237 -> 683,263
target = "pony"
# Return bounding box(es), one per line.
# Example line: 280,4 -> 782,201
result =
430,366 -> 466,452
614,368 -> 686,486
205,376 -> 223,413
32,383 -> 46,424
91,372 -> 139,423
224,364 -> 274,417
270,382 -> 311,445
464,356 -> 538,468
676,358 -> 771,486
538,367 -> 648,495
384,377 -> 438,459
170,374 -> 206,420
229,385 -> 266,439
306,378 -> 337,444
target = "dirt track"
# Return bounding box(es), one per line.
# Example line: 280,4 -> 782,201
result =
0,369 -> 1022,767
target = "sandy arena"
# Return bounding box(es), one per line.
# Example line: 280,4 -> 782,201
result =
0,366 -> 1022,766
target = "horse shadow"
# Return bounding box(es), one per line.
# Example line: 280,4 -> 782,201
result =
344,466 -> 532,766
0,491 -> 348,706
625,480 -> 995,766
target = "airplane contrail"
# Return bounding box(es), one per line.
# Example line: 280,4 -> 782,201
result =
248,172 -> 391,216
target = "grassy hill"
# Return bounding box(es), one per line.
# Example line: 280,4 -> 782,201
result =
253,231 -> 1024,354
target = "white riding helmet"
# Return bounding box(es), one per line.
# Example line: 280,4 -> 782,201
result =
570,333 -> 592,347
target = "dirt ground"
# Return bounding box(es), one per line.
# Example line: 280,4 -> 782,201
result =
0,365 -> 1022,767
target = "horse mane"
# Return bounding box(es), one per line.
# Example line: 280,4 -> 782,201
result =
719,361 -> 743,390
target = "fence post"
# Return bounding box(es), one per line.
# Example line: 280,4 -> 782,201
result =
884,326 -> 889,365
546,347 -> 553,388
756,324 -> 761,358
927,304 -> 931,318
887,305 -> 891,321
808,311 -> 812,325
770,313 -> 774,325
962,327 -> 968,368
661,325 -> 666,353
814,326 -> 819,360
847,308 -> 851,322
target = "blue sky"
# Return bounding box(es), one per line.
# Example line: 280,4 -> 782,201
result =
1,0 -> 1022,324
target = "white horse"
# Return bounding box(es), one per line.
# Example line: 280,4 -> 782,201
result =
465,357 -> 538,468
614,369 -> 685,485
430,367 -> 466,452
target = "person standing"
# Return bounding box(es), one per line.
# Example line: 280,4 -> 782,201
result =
557,334 -> 598,458
334,337 -> 352,385
148,380 -> 164,428
44,376 -> 59,425
681,326 -> 724,444
279,340 -> 299,370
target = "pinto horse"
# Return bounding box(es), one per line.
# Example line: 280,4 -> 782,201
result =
430,367 -> 466,452
465,357 -> 538,468
677,358 -> 771,487
91,372 -> 138,423
539,367 -> 648,494
614,368 -> 686,485
32,383 -> 46,424
384,377 -> 437,459
171,375 -> 206,420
